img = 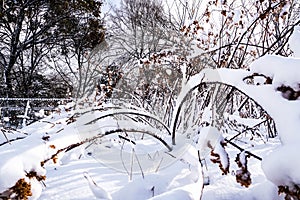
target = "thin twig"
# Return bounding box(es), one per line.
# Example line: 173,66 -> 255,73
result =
228,119 -> 268,142
133,149 -> 145,179
0,136 -> 26,146
225,139 -> 262,161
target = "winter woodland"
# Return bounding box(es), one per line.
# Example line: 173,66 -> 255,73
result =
0,0 -> 300,199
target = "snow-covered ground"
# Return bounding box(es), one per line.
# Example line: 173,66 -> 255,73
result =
1,25 -> 300,200
0,105 -> 204,200
0,105 -> 281,200
0,101 -> 284,200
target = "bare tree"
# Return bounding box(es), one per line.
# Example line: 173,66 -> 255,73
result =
0,0 -> 104,97
108,0 -> 175,62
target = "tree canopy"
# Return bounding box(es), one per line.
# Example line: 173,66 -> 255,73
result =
0,0 -> 104,97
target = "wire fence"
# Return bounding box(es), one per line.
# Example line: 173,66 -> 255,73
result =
0,98 -> 73,129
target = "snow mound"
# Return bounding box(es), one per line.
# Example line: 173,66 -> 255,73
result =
262,145 -> 300,188
289,26 -> 300,58
250,55 -> 300,91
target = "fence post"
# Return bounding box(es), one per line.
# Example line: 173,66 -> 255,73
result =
22,100 -> 30,127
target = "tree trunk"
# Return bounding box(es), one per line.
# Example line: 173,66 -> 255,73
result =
4,65 -> 13,97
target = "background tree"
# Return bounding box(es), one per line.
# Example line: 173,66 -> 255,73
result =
104,0 -> 213,123
108,0 -> 174,62
0,0 -> 104,97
